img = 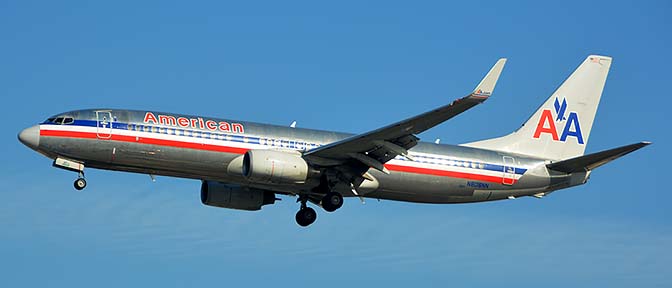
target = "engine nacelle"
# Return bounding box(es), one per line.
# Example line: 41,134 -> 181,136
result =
200,181 -> 276,211
242,150 -> 309,184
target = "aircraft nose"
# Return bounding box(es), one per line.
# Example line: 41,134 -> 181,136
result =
18,125 -> 40,150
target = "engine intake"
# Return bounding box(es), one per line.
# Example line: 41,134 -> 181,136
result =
242,150 -> 309,184
200,181 -> 276,211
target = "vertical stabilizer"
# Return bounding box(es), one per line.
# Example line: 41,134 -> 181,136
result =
463,55 -> 612,160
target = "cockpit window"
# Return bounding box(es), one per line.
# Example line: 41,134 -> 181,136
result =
45,116 -> 74,125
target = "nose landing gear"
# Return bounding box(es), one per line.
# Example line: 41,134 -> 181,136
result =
74,176 -> 87,190
73,170 -> 87,190
53,157 -> 87,191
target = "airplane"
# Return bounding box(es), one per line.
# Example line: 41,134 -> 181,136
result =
18,55 -> 650,227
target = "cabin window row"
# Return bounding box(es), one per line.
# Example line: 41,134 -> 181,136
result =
396,154 -> 487,169
128,124 -> 484,168
127,124 -> 321,150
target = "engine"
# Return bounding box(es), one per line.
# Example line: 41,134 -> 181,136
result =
200,181 -> 276,211
242,150 -> 309,184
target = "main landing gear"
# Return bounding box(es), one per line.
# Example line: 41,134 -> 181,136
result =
321,192 -> 343,212
295,192 -> 344,227
295,196 -> 317,227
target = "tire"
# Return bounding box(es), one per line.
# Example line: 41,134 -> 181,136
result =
74,178 -> 87,190
295,207 -> 317,227
321,192 -> 343,212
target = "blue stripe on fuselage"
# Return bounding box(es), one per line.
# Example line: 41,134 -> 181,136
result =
48,119 -> 528,176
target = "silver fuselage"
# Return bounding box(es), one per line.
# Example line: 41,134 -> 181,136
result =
25,109 -> 587,203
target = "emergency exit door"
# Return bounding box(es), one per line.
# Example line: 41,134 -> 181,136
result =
502,156 -> 516,185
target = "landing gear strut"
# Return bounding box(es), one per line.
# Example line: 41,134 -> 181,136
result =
295,195 -> 317,227
74,171 -> 87,191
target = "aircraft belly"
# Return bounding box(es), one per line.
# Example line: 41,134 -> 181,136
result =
367,165 -> 548,203
364,171 -> 480,203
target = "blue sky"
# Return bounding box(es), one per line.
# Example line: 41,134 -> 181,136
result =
1,1 -> 670,287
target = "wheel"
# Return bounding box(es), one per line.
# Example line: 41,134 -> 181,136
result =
295,207 -> 317,227
321,192 -> 343,212
74,178 -> 87,190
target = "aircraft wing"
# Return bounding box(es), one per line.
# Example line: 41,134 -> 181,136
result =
304,58 -> 506,177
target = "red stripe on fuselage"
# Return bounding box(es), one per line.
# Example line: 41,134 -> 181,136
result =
384,164 -> 513,184
40,129 -> 249,154
41,130 -> 98,139
40,129 -> 511,184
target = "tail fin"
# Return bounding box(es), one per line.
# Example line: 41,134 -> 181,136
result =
463,55 -> 613,160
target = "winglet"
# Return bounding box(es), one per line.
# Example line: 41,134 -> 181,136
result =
472,58 -> 507,97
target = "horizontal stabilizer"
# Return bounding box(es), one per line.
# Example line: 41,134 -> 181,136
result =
546,141 -> 651,173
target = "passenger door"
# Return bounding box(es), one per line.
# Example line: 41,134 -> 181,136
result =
502,156 -> 516,185
96,111 -> 113,139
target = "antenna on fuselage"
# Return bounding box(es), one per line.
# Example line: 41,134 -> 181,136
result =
434,138 -> 441,144
290,121 -> 297,128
